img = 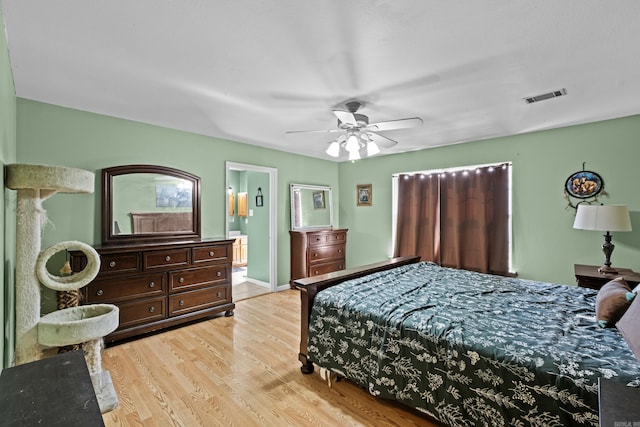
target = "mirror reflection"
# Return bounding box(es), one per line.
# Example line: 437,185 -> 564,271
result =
112,173 -> 193,234
290,183 -> 333,230
102,165 -> 201,245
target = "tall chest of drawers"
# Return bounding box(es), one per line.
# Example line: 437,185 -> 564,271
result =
71,238 -> 235,343
289,228 -> 348,288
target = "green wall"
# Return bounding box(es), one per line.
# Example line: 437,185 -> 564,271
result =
16,99 -> 340,298
1,5 -> 17,369
245,171 -> 270,283
339,114 -> 640,286
12,84 -> 640,352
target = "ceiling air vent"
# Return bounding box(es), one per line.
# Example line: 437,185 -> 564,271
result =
524,88 -> 567,104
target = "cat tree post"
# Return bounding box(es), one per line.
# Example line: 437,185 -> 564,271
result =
5,164 -> 95,364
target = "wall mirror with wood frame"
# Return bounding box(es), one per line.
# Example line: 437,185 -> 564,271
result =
102,164 -> 201,245
290,183 -> 333,231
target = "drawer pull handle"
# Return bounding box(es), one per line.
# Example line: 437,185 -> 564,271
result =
314,270 -> 319,275
109,261 -> 116,268
216,271 -> 222,277
165,256 -> 171,262
179,300 -> 185,306
209,251 -> 215,257
149,306 -> 155,313
96,289 -> 104,296
338,249 -> 342,254
216,292 -> 222,298
178,277 -> 185,283
149,282 -> 155,288
313,252 -> 318,257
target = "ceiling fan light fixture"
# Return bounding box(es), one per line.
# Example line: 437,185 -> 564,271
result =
366,140 -> 380,156
348,149 -> 361,161
345,133 -> 360,152
326,141 -> 340,157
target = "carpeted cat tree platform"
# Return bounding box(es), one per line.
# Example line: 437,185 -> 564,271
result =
6,163 -> 119,413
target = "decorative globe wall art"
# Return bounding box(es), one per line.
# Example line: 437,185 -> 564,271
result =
564,167 -> 607,210
565,170 -> 603,199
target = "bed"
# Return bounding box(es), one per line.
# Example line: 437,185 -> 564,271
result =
294,258 -> 640,427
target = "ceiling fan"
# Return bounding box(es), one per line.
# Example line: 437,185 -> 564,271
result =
286,101 -> 423,160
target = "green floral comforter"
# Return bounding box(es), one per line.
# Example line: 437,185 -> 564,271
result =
307,262 -> 640,427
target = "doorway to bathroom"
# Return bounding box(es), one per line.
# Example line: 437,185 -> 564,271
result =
225,162 -> 277,301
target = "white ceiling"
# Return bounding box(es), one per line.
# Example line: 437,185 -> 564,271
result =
3,1 -> 640,161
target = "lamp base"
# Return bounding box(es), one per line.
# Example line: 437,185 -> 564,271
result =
599,231 -> 617,275
598,265 -> 619,275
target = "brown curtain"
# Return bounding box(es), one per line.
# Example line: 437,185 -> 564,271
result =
393,174 -> 440,261
394,165 -> 510,275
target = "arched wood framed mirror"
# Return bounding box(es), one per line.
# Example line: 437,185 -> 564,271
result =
102,164 -> 201,245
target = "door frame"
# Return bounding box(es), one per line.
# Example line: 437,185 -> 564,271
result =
225,161 -> 278,292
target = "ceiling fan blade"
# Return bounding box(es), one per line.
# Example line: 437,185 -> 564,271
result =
285,128 -> 343,134
366,131 -> 398,148
367,117 -> 423,132
332,110 -> 358,126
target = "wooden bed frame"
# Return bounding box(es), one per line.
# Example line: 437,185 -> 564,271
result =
130,211 -> 193,234
293,256 -> 421,374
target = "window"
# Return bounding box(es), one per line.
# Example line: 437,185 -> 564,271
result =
393,163 -> 512,275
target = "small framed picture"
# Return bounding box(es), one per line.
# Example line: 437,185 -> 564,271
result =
357,184 -> 372,206
312,191 -> 325,209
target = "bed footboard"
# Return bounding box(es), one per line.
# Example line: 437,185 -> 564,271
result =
293,256 -> 420,374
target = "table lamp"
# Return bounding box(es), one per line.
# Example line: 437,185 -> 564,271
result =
573,204 -> 632,274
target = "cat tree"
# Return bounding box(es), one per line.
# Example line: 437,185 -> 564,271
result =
6,163 -> 119,412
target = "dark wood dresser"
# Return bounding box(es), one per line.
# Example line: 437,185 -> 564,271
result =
71,238 -> 235,343
290,228 -> 348,288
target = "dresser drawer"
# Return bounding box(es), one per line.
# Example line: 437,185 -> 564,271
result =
308,260 -> 345,277
169,266 -> 227,292
308,244 -> 345,263
99,253 -> 140,274
308,231 -> 347,247
85,273 -> 166,303
192,244 -> 230,264
117,297 -> 167,329
169,285 -> 229,316
144,249 -> 189,269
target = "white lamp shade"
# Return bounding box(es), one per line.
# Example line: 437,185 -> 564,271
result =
366,141 -> 380,156
326,141 -> 340,157
573,204 -> 632,232
345,134 -> 360,152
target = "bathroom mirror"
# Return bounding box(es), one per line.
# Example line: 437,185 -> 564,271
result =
102,165 -> 201,245
290,183 -> 333,231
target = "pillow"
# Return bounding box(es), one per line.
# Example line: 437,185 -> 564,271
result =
595,278 -> 635,328
616,293 -> 640,363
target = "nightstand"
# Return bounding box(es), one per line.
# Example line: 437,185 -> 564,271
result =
574,264 -> 640,290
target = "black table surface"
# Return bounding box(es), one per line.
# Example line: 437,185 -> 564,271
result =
0,350 -> 104,426
598,377 -> 640,427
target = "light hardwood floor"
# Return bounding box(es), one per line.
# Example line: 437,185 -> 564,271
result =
101,290 -> 442,427
233,281 -> 270,301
